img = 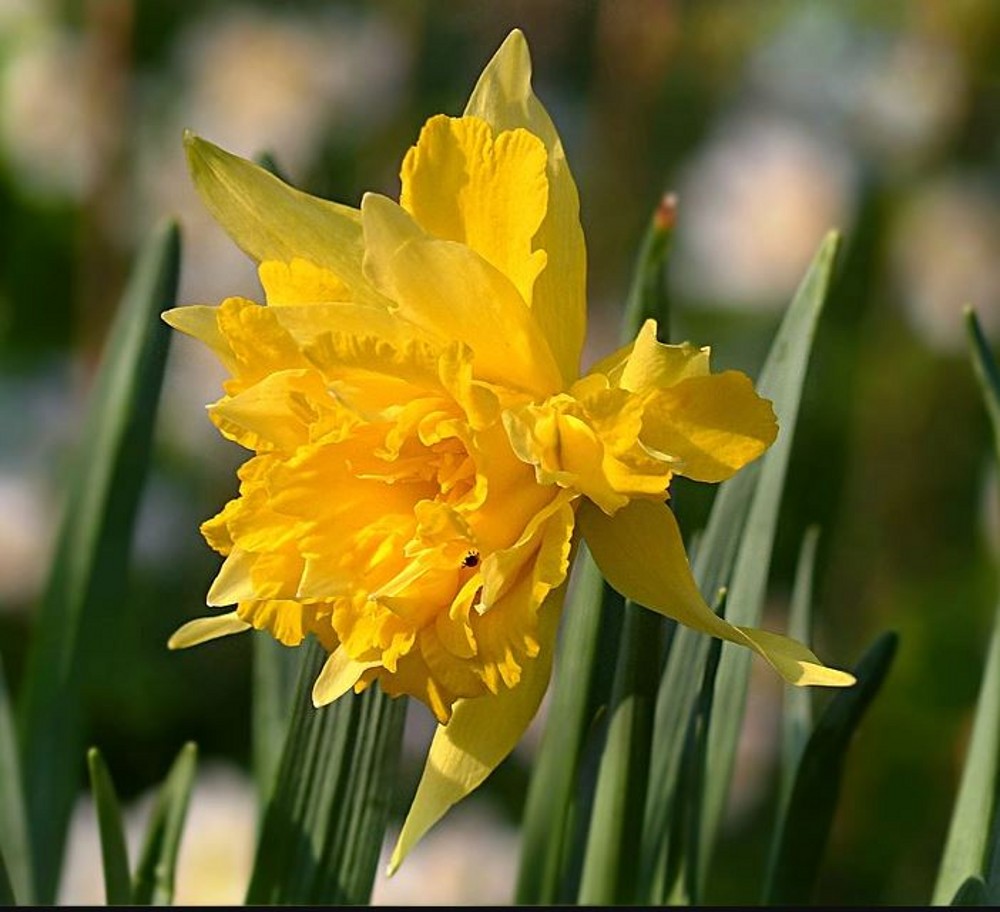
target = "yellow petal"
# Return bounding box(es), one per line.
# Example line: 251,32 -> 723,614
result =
360,192 -> 562,395
184,132 -> 389,309
641,371 -> 778,483
167,611 -> 250,649
312,648 -> 380,707
464,29 -> 587,387
207,547 -> 257,606
162,305 -> 239,375
258,258 -> 351,306
577,499 -> 855,687
388,579 -> 567,874
618,319 -> 710,393
400,114 -> 548,310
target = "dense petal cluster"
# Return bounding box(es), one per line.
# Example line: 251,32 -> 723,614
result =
166,30 -> 853,870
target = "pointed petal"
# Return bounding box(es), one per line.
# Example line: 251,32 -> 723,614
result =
167,611 -> 251,649
618,319 -> 710,392
464,30 -> 586,387
361,192 -> 562,395
206,547 -> 257,606
162,305 -> 239,374
641,371 -> 778,483
388,580 -> 567,873
184,133 -> 389,309
400,114 -> 549,309
312,648 -> 380,707
578,499 -> 854,687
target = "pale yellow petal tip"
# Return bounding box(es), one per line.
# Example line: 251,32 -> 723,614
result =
167,612 -> 250,650
793,664 -> 857,688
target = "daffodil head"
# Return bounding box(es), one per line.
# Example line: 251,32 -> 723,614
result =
165,28 -> 853,871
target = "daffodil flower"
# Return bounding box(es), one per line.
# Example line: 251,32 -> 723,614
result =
164,29 -> 854,872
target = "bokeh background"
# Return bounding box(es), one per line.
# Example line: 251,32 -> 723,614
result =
2,0 -> 999,904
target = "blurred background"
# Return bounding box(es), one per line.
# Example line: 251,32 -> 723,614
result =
1,0 -> 999,904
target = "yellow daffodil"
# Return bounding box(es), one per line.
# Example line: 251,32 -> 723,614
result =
164,29 -> 854,872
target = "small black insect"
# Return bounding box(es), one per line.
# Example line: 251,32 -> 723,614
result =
462,550 -> 480,568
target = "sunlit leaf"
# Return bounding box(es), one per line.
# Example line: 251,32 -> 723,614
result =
86,748 -> 131,906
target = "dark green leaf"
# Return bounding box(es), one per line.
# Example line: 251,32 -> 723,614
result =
132,741 -> 197,905
764,632 -> 898,904
0,846 -> 14,907
245,640 -> 406,905
952,876 -> 989,906
86,748 -> 131,905
252,634 -> 298,808
17,221 -> 179,902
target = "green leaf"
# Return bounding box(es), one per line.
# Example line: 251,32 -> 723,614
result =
245,640 -> 406,905
0,654 -> 30,904
698,232 -> 842,889
16,220 -> 179,903
764,632 -> 898,904
515,549 -> 620,903
952,876 -> 989,906
252,634 -> 298,808
86,748 -> 131,905
779,526 -> 820,810
132,741 -> 197,905
577,605 -> 663,905
639,233 -> 841,902
932,308 -> 1000,904
0,846 -> 14,907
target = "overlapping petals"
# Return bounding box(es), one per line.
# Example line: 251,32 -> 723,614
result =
165,28 -> 853,874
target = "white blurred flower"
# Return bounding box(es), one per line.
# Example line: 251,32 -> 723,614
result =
673,114 -> 855,309
0,23 -> 95,199
374,806 -> 519,906
890,174 -> 1000,352
59,763 -> 256,905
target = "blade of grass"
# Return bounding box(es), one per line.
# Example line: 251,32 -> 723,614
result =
698,232 -> 842,890
779,526 -> 820,810
931,308 -> 1000,904
639,233 -> 841,902
245,639 -> 406,904
131,741 -> 197,905
17,220 -> 179,903
763,632 -> 898,904
86,748 -> 131,905
0,654 -> 30,904
252,634 -> 298,808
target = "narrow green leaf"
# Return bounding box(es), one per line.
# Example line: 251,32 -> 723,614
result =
639,233 -> 841,902
132,742 -> 197,905
952,876 -> 989,906
0,846 -> 14,907
17,221 -> 179,902
764,632 -> 898,904
245,640 -> 406,904
698,232 -> 842,889
931,309 -> 1000,904
577,605 -> 663,904
779,526 -> 820,810
515,550 -> 619,903
252,634 -> 298,808
86,748 -> 131,905
0,654 -> 30,904
620,192 -> 677,343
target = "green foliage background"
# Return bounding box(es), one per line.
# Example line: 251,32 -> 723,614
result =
2,0 -> 999,904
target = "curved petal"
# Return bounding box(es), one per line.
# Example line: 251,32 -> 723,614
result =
360,192 -> 562,395
618,319 -> 710,392
577,498 -> 854,687
184,133 -> 389,309
641,371 -> 778,483
312,648 -> 380,707
464,30 -> 586,388
400,114 -> 549,309
167,611 -> 250,650
388,577 -> 567,874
